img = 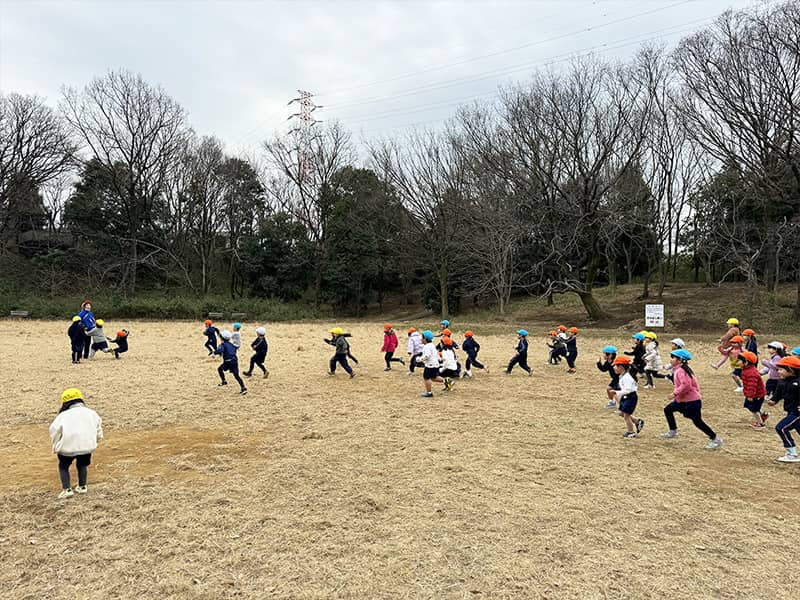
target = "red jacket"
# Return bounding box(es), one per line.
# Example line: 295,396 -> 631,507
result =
381,332 -> 399,353
741,364 -> 766,399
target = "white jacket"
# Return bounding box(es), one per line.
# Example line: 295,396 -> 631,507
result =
421,343 -> 440,368
407,332 -> 423,355
231,331 -> 242,348
440,348 -> 458,371
49,403 -> 103,456
644,341 -> 662,370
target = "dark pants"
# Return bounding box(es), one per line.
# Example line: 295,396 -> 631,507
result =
384,351 -> 403,368
113,347 -> 127,359
348,352 -> 359,365
465,353 -> 485,370
247,354 -> 267,374
330,354 -> 353,375
82,335 -> 91,359
218,361 -> 246,389
58,453 -> 91,489
71,343 -> 83,363
507,353 -> 531,374
776,413 -> 800,448
409,352 -> 422,372
566,351 -> 578,369
204,339 -> 217,354
644,369 -> 667,386
664,400 -> 716,439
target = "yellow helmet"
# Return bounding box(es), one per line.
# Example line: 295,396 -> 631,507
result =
330,327 -> 344,335
644,331 -> 657,340
60,388 -> 83,403
72,316 -> 80,322
726,317 -> 739,325
96,319 -> 105,326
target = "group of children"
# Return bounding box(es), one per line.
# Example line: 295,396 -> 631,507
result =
595,317 -> 800,462
546,326 -> 580,373
66,300 -> 129,363
202,320 -> 270,395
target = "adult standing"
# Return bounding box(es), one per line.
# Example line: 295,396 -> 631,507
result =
78,300 -> 96,360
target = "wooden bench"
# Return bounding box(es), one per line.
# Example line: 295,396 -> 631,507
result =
9,310 -> 30,318
230,312 -> 247,321
207,311 -> 224,320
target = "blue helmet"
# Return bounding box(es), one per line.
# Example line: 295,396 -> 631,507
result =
792,346 -> 800,356
670,349 -> 692,361
632,333 -> 645,341
440,319 -> 450,327
233,322 -> 242,330
517,329 -> 529,336
422,330 -> 434,341
602,345 -> 617,354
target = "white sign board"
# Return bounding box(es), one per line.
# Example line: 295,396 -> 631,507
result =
645,304 -> 665,328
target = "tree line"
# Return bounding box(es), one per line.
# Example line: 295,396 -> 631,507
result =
1,1 -> 798,319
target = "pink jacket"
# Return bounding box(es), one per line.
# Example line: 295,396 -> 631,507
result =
673,367 -> 702,402
381,332 -> 399,353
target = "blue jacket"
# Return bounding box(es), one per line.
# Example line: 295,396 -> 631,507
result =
78,308 -> 96,331
462,337 -> 480,357
745,338 -> 758,355
215,340 -> 238,363
204,325 -> 219,342
516,338 -> 528,355
251,337 -> 268,357
566,336 -> 578,353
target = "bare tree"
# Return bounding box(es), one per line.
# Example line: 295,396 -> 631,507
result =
0,93 -> 76,242
61,70 -> 188,294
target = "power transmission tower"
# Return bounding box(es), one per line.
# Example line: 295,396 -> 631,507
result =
287,90 -> 321,183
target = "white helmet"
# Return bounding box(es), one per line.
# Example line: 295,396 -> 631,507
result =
221,330 -> 232,340
670,338 -> 686,348
256,327 -> 266,336
767,341 -> 784,350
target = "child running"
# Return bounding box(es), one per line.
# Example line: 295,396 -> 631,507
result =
506,329 -> 532,376
547,330 -> 566,365
243,327 -> 269,378
381,324 -> 405,371
565,327 -> 579,374
625,333 -> 647,376
231,322 -> 243,349
325,327 -> 355,378
717,317 -> 741,356
768,356 -> 800,462
712,335 -> 744,391
661,349 -> 723,449
420,330 -> 443,398
739,350 -> 768,429
68,316 -> 84,364
203,319 -> 219,355
406,328 -> 423,376
664,338 -> 686,382
109,328 -> 129,359
760,341 -> 787,400
439,336 -> 459,391
461,330 -> 487,378
87,319 -> 110,358
597,345 -> 620,409
214,330 -> 247,394
642,332 -> 664,389
742,328 -> 758,356
49,388 -> 103,499
611,356 -> 644,438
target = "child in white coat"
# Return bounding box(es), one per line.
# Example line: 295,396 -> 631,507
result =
49,388 -> 103,499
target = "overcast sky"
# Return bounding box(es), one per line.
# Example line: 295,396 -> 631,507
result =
0,0 -> 771,155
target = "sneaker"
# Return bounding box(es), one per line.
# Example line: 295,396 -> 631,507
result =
218,381 -> 228,387
527,370 -> 533,377
623,431 -> 637,438
704,437 -> 723,450
760,412 -> 769,423
240,388 -> 247,395
734,387 -> 743,393
74,485 -> 87,494
447,379 -> 455,392
420,392 -> 434,398
384,367 -> 392,372
484,367 -> 490,374
349,372 -> 356,379
636,419 -> 645,434
660,430 -> 679,439
243,371 -> 252,377
643,384 -> 653,389
407,371 -> 415,376
399,358 -> 405,366
58,488 -> 74,499
605,400 -> 617,409
327,372 -> 335,377
776,453 -> 800,463
751,421 -> 766,429
567,368 -> 576,374
263,371 -> 269,379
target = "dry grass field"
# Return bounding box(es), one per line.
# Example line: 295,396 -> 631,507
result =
2,317 -> 800,599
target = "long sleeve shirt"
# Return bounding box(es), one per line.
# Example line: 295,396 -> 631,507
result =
49,403 -> 103,456
741,364 -> 766,399
421,342 -> 440,368
615,372 -> 637,401
250,337 -> 268,357
672,367 -> 702,402
773,376 -> 800,413
381,332 -> 399,353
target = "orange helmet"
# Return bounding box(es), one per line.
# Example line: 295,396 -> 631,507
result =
742,328 -> 755,336
442,336 -> 453,347
116,330 -> 128,338
739,350 -> 757,364
464,330 -> 474,337
407,327 -> 417,334
548,330 -> 557,336
558,325 -> 567,332
777,356 -> 800,371
442,328 -> 452,336
569,327 -> 579,334
384,323 -> 392,331
612,356 -> 632,366
204,319 -> 212,326
730,335 -> 745,344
